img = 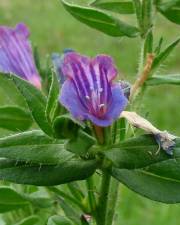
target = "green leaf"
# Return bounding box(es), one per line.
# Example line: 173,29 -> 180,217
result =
112,167 -> 180,203
0,106 -> 32,131
105,135 -> 170,169
67,182 -> 84,202
0,187 -> 29,213
141,0 -> 153,36
15,216 -> 40,225
133,0 -> 142,30
0,73 -> 26,107
106,134 -> 180,203
48,215 -> 73,225
11,74 -> 53,136
0,130 -> 72,164
58,198 -> 81,225
146,74 -> 180,86
61,0 -> 139,37
0,159 -> 97,186
157,0 -> 180,25
53,115 -> 83,139
154,37 -> 163,55
91,1 -> 135,14
46,71 -> 60,123
66,130 -> 96,155
152,38 -> 180,72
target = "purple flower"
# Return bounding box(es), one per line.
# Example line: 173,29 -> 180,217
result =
60,52 -> 128,127
0,23 -> 41,88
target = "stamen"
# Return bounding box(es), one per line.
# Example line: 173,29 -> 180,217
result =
99,103 -> 105,108
98,87 -> 103,93
85,95 -> 90,100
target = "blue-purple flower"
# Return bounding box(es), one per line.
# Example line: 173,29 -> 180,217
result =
0,23 -> 41,88
60,52 -> 128,127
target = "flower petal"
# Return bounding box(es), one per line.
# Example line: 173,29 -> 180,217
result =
0,23 -> 41,88
105,84 -> 128,121
92,55 -> 118,82
60,79 -> 87,120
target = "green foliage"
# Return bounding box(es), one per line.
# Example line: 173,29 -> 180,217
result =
53,115 -> 83,139
48,215 -> 73,225
15,216 -> 40,225
66,130 -> 96,155
0,187 -> 29,213
46,71 -> 60,123
146,74 -> 180,86
152,38 -> 180,72
157,0 -> 180,25
0,0 -> 179,224
0,130 -> 72,164
10,74 -> 53,136
58,198 -> 81,225
0,158 -> 97,186
0,106 -> 32,131
106,134 -> 180,203
91,1 -> 135,14
60,0 -> 139,37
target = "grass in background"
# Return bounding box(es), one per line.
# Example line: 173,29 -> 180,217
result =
0,0 -> 180,224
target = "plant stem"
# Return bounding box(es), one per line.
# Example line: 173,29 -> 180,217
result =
86,176 -> 97,214
106,178 -> 119,225
96,172 -> 111,225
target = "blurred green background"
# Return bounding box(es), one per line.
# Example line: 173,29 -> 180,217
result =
0,0 -> 179,225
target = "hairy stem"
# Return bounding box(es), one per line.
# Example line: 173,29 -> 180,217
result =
86,176 -> 97,214
130,53 -> 154,99
105,178 -> 119,225
96,172 -> 111,225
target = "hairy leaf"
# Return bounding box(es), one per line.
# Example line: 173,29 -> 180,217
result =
46,71 -> 60,123
0,159 -> 97,186
157,0 -> 180,24
0,106 -> 32,131
146,75 -> 180,86
11,74 -> 53,136
15,216 -> 40,225
0,187 -> 29,213
60,0 -> 139,37
152,38 -> 180,72
0,130 -> 72,164
106,134 -> 180,203
91,1 -> 135,14
48,215 -> 73,225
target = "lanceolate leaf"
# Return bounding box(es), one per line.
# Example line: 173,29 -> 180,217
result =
0,106 -> 32,131
0,159 -> 97,186
48,215 -> 73,225
105,134 -> 180,203
152,38 -> 180,72
0,187 -> 29,213
0,130 -> 72,164
15,216 -> 40,225
58,198 -> 81,225
11,74 -> 53,136
146,75 -> 180,86
157,0 -> 180,25
53,115 -> 83,139
105,135 -> 170,169
46,71 -> 60,123
91,1 -> 135,14
60,0 -> 139,37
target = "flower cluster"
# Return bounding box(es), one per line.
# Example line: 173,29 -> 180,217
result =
0,23 -> 128,127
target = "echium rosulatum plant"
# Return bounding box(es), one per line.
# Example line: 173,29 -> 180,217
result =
0,0 -> 179,225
